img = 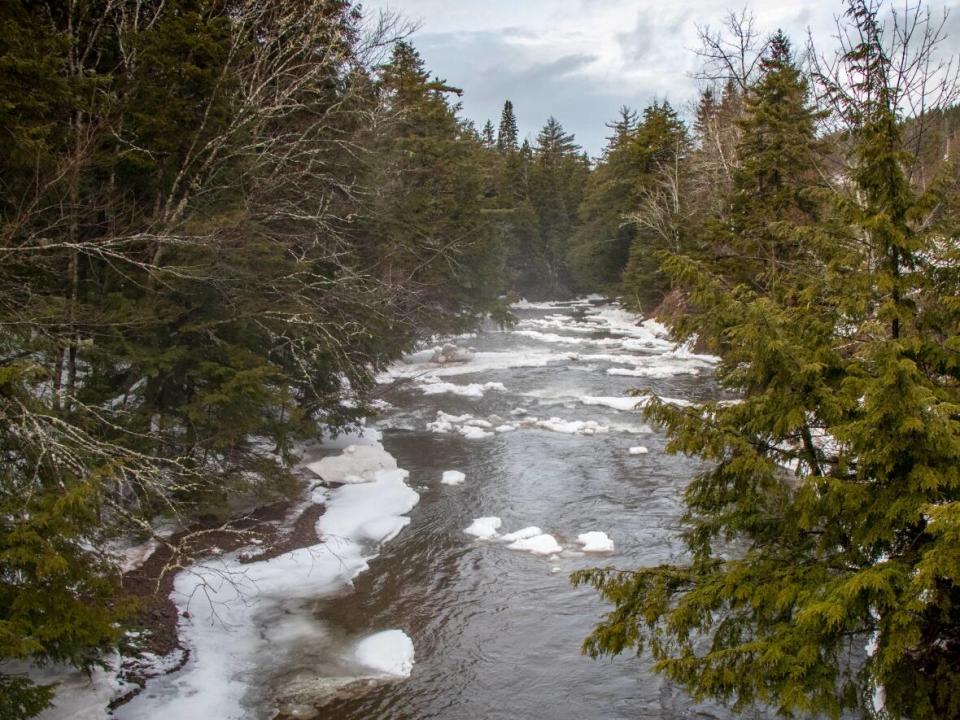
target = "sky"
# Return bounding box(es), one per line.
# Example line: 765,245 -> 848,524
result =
363,0 -> 960,156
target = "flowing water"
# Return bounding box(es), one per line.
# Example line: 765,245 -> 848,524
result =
295,299 -> 760,720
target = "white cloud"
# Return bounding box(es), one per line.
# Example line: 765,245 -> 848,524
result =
366,0 -> 960,155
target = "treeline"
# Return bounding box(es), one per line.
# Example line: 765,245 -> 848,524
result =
573,3 -> 960,720
0,1 -> 512,713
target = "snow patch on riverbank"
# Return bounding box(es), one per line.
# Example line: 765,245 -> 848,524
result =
115,433 -> 419,720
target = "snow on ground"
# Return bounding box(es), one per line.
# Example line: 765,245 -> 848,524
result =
577,531 -> 615,553
464,517 -> 502,539
506,533 -> 563,555
353,630 -> 415,678
441,470 -> 466,485
10,655 -> 130,720
115,435 -> 419,720
115,537 -> 160,573
317,467 -> 419,545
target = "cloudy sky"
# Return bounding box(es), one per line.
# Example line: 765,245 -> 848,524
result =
363,0 -> 960,156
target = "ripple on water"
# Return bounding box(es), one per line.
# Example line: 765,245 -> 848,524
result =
289,303 -> 753,720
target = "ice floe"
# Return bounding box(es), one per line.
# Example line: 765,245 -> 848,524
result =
418,379 -> 506,398
353,630 -> 415,678
500,526 -> 543,542
377,349 -> 563,383
629,446 -> 649,455
507,533 -> 563,555
306,444 -> 398,485
577,531 -> 615,553
464,517 -> 502,539
579,395 -> 644,412
441,470 -> 466,485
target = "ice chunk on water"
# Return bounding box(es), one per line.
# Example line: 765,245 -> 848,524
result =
536,417 -> 610,435
579,396 -> 643,412
441,470 -> 466,485
500,526 -> 543,542
306,445 -> 398,484
507,533 -> 563,555
464,516 -> 502,539
577,531 -> 615,553
353,630 -> 415,678
494,424 -> 516,433
628,446 -> 649,455
318,468 -> 419,545
418,380 -> 506,398
459,425 -> 493,440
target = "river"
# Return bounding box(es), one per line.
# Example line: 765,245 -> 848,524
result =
299,297 -> 751,720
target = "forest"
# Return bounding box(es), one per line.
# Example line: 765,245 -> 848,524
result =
2,0 -> 960,718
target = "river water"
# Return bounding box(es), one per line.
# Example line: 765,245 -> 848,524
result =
301,298 -> 754,720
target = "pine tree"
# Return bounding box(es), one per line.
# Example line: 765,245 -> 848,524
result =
497,99 -> 518,153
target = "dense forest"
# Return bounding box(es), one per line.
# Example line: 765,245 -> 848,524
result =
2,0 -> 960,718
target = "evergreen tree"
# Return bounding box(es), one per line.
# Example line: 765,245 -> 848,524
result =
525,117 -> 588,296
575,9 -> 960,718
727,30 -> 823,291
0,6 -> 512,713
619,101 -> 690,311
481,119 -> 496,148
497,99 -> 519,153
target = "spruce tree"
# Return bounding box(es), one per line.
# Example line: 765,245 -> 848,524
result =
619,101 -> 689,311
481,119 -> 496,148
727,30 -> 823,291
575,10 -> 960,719
497,99 -> 519,153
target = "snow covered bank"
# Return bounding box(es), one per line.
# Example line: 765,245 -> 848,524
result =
115,431 -> 419,720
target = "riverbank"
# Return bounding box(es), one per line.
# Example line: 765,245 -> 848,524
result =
111,495 -> 328,710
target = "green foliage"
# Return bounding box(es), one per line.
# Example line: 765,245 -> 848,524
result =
0,674 -> 54,720
0,3 -> 512,713
497,99 -> 519,153
575,7 -> 960,718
